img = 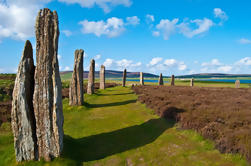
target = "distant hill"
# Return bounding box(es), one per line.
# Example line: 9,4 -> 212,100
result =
176,73 -> 251,78
60,70 -> 159,80
60,71 -> 251,80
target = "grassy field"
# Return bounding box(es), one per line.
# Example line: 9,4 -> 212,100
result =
120,78 -> 251,88
0,86 -> 248,166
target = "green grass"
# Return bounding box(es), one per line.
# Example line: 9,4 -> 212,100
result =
0,86 -> 248,166
60,72 -> 73,81
120,77 -> 251,88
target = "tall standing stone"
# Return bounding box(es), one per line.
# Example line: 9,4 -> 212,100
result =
100,65 -> 105,89
171,75 -> 175,86
69,49 -> 84,105
122,69 -> 127,87
140,72 -> 144,85
158,73 -> 164,86
11,40 -> 37,162
87,59 -> 95,94
190,78 -> 194,87
33,8 -> 64,161
235,80 -> 240,88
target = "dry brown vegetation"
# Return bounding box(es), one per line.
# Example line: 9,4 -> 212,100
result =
0,74 -> 15,125
133,85 -> 251,163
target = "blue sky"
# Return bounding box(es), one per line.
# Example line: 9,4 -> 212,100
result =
0,0 -> 251,76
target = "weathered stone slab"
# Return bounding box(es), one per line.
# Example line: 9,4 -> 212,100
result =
122,69 -> 127,87
69,49 -> 84,105
158,73 -> 164,86
33,8 -> 64,161
140,72 -> 144,85
235,80 -> 240,88
190,78 -> 194,87
171,75 -> 175,86
100,65 -> 105,89
87,59 -> 95,94
11,40 -> 37,162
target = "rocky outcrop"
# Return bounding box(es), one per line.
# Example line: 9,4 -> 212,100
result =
190,78 -> 194,87
158,73 -> 164,86
122,69 -> 127,87
100,65 -> 105,90
33,8 -> 64,161
140,72 -> 144,85
171,75 -> 175,86
235,80 -> 240,88
69,49 -> 84,105
11,40 -> 37,162
87,59 -> 95,94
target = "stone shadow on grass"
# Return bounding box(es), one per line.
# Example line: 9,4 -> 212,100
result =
83,99 -> 137,108
63,118 -> 174,165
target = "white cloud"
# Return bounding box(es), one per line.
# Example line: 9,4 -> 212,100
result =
58,54 -> 62,60
79,17 -> 125,38
235,57 -> 251,66
116,59 -> 133,68
217,65 -> 232,72
94,54 -> 101,60
147,57 -> 187,74
214,8 -> 228,21
154,18 -> 213,40
152,31 -> 160,37
214,8 -> 228,25
148,57 -> 163,66
153,8 -> 225,40
201,59 -> 233,73
178,18 -> 213,38
64,66 -> 71,71
58,0 -> 132,13
62,30 -> 72,37
131,62 -> 142,67
238,38 -> 251,44
164,59 -> 187,71
103,58 -> 114,67
178,62 -> 187,71
0,0 -> 50,41
155,18 -> 179,40
84,52 -> 88,58
103,58 -> 141,70
146,14 -> 155,23
95,63 -> 100,68
202,59 -> 222,67
126,16 -> 140,25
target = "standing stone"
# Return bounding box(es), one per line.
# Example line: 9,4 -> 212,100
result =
171,75 -> 175,86
158,73 -> 164,86
235,80 -> 240,88
100,65 -> 105,89
69,49 -> 84,105
122,69 -> 127,87
11,40 -> 37,162
33,8 -> 64,161
140,72 -> 144,85
190,78 -> 194,87
87,59 -> 95,94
